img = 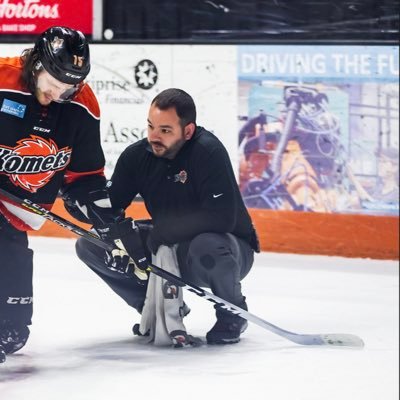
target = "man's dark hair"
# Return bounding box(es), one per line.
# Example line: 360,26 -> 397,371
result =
151,88 -> 197,128
20,48 -> 38,94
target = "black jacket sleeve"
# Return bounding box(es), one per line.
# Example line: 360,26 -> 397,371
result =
108,146 -> 141,211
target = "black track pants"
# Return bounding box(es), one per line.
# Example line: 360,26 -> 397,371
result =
75,238 -> 148,313
76,232 -> 254,315
177,232 -> 254,308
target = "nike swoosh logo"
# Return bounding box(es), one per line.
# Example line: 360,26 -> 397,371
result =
213,193 -> 223,198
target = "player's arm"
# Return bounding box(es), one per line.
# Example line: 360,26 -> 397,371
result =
60,117 -> 148,278
61,173 -> 149,280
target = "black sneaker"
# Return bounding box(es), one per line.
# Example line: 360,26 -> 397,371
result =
132,323 -> 150,336
206,315 -> 248,345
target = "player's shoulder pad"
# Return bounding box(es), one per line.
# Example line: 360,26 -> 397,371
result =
71,83 -> 100,120
0,57 -> 26,92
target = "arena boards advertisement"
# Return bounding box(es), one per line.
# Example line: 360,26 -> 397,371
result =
238,45 -> 399,216
0,0 -> 93,34
0,43 -> 398,217
87,44 -> 237,176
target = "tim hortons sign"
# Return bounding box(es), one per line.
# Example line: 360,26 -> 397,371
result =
0,0 -> 92,34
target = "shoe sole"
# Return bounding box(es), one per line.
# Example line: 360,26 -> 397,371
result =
207,337 -> 241,345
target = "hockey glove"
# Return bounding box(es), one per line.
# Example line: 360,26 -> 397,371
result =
96,218 -> 149,282
62,187 -> 120,226
61,176 -> 119,225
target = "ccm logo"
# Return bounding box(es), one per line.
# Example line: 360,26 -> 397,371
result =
65,72 -> 82,79
7,297 -> 33,304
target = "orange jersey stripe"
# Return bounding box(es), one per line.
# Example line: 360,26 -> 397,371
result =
64,168 -> 105,185
0,56 -> 28,92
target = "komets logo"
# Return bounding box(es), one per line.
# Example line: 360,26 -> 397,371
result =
0,135 -> 72,193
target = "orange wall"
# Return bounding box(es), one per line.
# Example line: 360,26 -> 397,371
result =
249,208 -> 399,259
29,198 -> 399,260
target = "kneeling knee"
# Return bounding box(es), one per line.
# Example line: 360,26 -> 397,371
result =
189,233 -> 232,271
75,238 -> 98,265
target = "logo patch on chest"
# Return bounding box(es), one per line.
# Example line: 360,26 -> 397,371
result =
0,135 -> 72,193
1,98 -> 26,119
174,170 -> 188,184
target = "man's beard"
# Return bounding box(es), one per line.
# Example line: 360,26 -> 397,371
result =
149,137 -> 186,159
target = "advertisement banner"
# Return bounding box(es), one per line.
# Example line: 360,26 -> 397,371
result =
1,43 -> 397,217
0,0 -> 92,35
89,44 -> 237,177
238,45 -> 399,216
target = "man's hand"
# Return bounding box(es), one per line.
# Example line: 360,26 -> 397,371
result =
60,184 -> 149,280
97,218 -> 149,281
106,247 -> 148,281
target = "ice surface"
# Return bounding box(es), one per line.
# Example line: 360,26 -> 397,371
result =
0,237 -> 398,400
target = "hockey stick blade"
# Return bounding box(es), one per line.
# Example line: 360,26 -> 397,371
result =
0,188 -> 364,348
314,333 -> 365,347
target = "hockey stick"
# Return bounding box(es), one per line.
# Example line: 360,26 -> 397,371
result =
0,187 -> 112,252
0,188 -> 364,348
145,265 -> 364,347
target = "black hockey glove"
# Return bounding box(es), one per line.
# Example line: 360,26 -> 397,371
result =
61,179 -> 117,225
96,217 -> 149,282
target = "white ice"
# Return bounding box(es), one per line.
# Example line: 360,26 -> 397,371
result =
0,236 -> 398,400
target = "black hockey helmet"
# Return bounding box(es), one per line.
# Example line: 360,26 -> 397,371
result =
34,26 -> 90,85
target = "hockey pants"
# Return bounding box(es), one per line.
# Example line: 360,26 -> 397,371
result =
0,217 -> 33,353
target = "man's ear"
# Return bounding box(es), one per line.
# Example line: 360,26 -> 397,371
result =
184,123 -> 196,140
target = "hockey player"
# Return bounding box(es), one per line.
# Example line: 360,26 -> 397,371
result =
0,27 -> 147,362
76,88 -> 260,345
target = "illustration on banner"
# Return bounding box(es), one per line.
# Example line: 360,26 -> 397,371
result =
238,45 -> 399,216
